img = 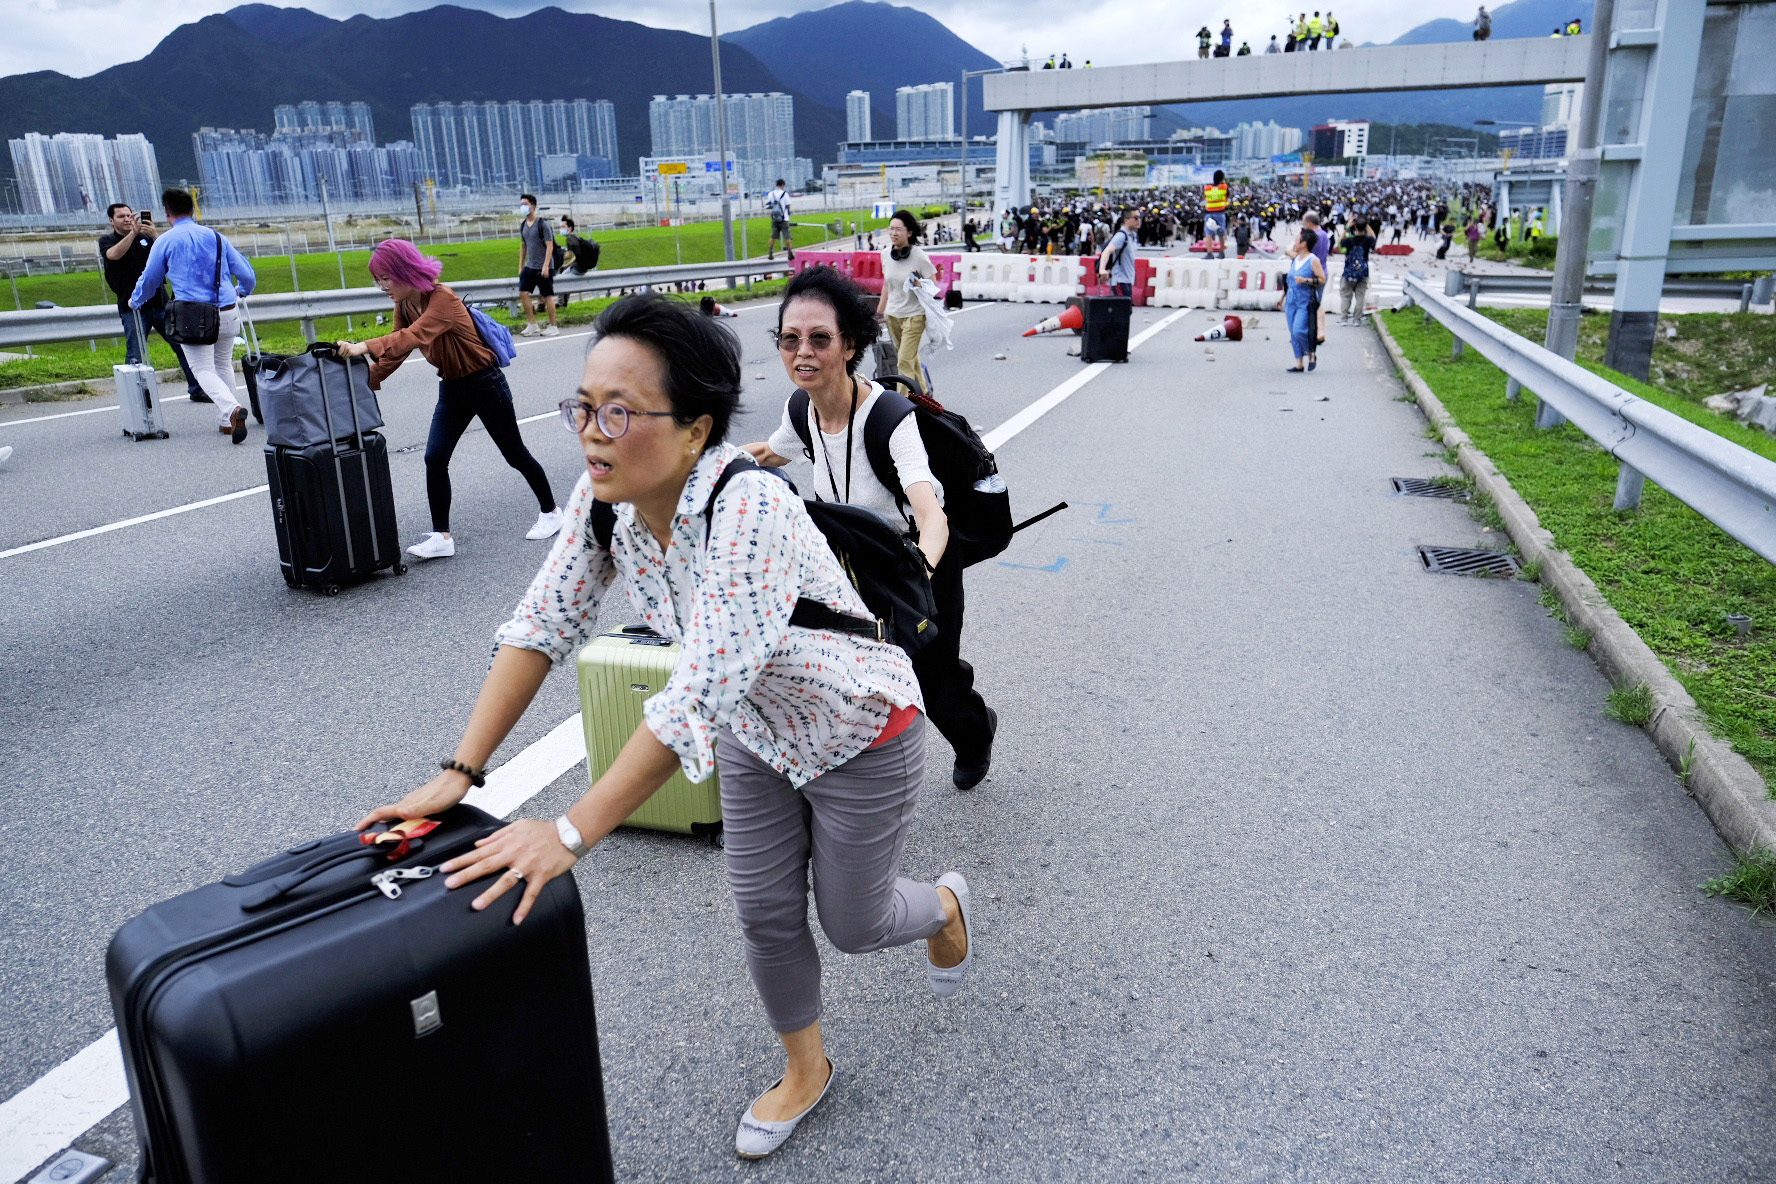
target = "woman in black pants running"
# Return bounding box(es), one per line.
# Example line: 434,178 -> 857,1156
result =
337,239 -> 560,560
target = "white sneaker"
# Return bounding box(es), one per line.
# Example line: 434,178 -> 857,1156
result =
541,324 -> 560,337
735,1060 -> 835,1160
406,532 -> 455,560
526,509 -> 563,540
519,323 -> 541,338
0,445 -> 12,468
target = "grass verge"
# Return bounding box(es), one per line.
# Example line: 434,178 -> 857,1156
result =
1702,848 -> 1776,916
1383,309 -> 1776,794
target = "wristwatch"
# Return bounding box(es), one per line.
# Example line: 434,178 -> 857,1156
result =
555,815 -> 589,858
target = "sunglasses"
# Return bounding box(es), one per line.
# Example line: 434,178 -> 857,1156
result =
770,330 -> 840,353
558,399 -> 678,438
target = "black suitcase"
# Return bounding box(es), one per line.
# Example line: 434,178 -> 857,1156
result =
265,432 -> 403,594
106,806 -> 616,1184
1081,296 -> 1132,363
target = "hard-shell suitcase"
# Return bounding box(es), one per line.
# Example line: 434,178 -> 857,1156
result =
1081,295 -> 1132,363
106,805 -> 615,1184
578,626 -> 723,843
265,431 -> 403,594
240,304 -> 263,424
117,311 -> 169,441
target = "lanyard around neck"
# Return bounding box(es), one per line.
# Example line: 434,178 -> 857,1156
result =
813,378 -> 859,503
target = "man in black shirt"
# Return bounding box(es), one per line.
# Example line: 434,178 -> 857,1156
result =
100,202 -> 204,400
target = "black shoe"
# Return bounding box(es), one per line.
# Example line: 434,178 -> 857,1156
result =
188,390 -> 213,403
951,708 -> 998,790
229,405 -> 248,444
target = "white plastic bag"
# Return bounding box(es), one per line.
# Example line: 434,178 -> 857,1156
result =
911,275 -> 954,352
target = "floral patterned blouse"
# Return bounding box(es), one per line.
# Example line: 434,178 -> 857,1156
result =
494,442 -> 923,787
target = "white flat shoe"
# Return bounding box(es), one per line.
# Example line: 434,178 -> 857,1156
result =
525,509 -> 562,540
735,1059 -> 834,1160
405,532 -> 455,560
928,871 -> 973,998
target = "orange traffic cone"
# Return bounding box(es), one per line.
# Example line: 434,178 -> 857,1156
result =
1195,315 -> 1244,342
1023,304 -> 1085,337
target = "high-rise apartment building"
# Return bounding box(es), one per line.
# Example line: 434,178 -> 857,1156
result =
648,92 -> 807,191
1052,106 -> 1153,146
846,90 -> 872,143
193,125 -> 422,207
1230,120 -> 1304,160
410,98 -> 618,192
8,132 -> 162,215
274,101 -> 376,143
895,83 -> 954,140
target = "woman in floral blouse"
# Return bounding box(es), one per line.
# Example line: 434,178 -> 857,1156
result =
359,293 -> 973,1161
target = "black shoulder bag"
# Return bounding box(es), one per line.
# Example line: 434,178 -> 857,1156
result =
165,229 -> 225,346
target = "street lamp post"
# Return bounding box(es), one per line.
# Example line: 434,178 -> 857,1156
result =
709,0 -> 736,266
958,67 -> 1002,231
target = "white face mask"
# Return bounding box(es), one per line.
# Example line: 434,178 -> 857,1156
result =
517,203 -> 531,216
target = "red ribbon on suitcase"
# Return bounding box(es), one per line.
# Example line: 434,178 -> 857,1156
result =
360,817 -> 441,860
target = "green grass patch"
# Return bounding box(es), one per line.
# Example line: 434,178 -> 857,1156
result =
1605,682 -> 1654,724
1702,848 -> 1776,916
1483,308 -> 1776,407
1564,624 -> 1593,650
1383,309 -> 1776,791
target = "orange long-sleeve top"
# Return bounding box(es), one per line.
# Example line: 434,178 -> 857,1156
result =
364,284 -> 495,389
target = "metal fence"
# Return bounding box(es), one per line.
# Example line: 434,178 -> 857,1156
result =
1401,272 -> 1776,566
0,257 -> 789,350
1442,268 -> 1775,309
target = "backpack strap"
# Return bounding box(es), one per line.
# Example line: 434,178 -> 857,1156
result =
860,389 -> 917,518
787,389 -> 815,461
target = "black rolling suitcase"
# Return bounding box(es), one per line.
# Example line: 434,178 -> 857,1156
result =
1081,295 -> 1132,362
106,805 -> 616,1184
259,345 -> 403,594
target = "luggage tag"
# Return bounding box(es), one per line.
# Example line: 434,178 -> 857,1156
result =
360,817 -> 441,860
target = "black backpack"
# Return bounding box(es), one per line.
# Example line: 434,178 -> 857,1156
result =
787,375 -> 1015,567
566,234 -> 600,273
590,456 -> 939,656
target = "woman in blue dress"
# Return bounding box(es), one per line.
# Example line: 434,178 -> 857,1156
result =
1280,227 -> 1326,372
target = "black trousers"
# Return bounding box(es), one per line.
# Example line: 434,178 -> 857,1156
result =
911,552 -> 993,763
425,366 -> 556,533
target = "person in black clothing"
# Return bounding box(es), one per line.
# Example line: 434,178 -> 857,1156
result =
98,202 -> 205,401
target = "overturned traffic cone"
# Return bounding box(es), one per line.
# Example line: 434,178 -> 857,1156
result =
1195,315 -> 1244,343
1023,303 -> 1085,337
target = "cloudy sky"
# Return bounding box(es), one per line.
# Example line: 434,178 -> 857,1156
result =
7,0 -> 1472,79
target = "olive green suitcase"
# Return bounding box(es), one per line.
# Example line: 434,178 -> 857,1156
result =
577,626 -> 723,843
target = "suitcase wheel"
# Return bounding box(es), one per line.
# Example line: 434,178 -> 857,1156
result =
281,572 -> 300,589
322,584 -> 342,597
393,563 -> 408,576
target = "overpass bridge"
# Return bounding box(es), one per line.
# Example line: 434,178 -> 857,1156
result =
981,36 -> 1593,212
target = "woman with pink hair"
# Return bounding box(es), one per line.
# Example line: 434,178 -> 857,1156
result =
337,239 -> 560,559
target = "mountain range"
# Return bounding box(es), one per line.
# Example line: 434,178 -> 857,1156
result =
0,0 -> 1588,192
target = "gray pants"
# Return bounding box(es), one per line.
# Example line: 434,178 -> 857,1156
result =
716,715 -> 948,1033
1340,278 -> 1368,320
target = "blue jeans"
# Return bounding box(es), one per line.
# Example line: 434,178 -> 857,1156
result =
119,304 -> 202,396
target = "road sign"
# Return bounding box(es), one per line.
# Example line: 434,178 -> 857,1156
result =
657,162 -> 688,175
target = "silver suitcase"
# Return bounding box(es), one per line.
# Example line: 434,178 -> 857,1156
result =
116,311 -> 168,441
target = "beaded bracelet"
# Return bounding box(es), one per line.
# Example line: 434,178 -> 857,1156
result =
440,758 -> 486,788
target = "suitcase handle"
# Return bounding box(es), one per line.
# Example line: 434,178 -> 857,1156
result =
239,843 -> 416,911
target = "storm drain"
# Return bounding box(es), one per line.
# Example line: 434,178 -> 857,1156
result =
1392,477 -> 1470,501
1418,546 -> 1520,578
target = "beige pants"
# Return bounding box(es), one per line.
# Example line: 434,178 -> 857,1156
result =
886,313 -> 925,384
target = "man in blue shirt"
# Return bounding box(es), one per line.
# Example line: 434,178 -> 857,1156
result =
1097,209 -> 1141,297
130,188 -> 257,443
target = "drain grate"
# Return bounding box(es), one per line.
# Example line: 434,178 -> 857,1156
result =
1392,477 -> 1470,501
1418,546 -> 1519,578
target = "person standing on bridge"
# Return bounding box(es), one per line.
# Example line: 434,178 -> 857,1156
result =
334,239 -> 562,560
1279,227 -> 1325,372
1219,20 -> 1234,56
1265,34 -> 1282,52
1307,11 -> 1323,49
128,187 -> 256,445
1197,26 -> 1213,58
1474,6 -> 1492,40
1323,11 -> 1339,48
361,292 -> 974,1161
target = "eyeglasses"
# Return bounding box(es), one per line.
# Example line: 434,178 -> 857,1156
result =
558,399 -> 679,437
771,330 -> 838,353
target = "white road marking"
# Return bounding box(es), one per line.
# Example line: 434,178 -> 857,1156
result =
0,711 -> 590,1182
0,485 -> 270,561
4,391 -> 208,428
981,307 -> 1190,452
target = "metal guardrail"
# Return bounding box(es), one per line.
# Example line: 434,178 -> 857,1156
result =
1444,269 -> 1774,306
0,257 -> 787,349
1402,272 -> 1776,566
